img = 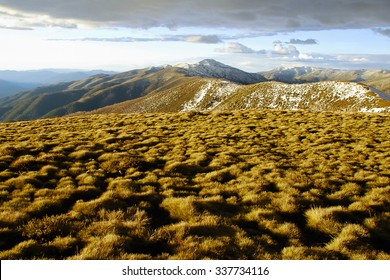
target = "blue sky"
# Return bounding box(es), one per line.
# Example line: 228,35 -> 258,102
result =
0,0 -> 389,72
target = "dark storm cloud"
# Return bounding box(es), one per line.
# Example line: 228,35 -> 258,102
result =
375,28 -> 390,37
1,0 -> 389,31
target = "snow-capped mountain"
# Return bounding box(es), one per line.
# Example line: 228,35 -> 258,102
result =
176,59 -> 267,84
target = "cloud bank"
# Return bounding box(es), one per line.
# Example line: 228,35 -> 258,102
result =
287,39 -> 318,45
375,28 -> 390,37
272,41 -> 300,56
56,35 -> 223,44
1,0 -> 389,31
215,42 -> 266,54
0,25 -> 32,30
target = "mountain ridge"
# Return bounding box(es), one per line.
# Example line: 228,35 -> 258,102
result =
261,66 -> 390,95
89,79 -> 390,115
0,60 -> 267,121
0,79 -> 42,98
0,60 -> 389,121
176,59 -> 267,84
0,69 -> 118,99
0,69 -> 117,84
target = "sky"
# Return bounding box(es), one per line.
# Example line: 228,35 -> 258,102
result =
0,0 -> 389,72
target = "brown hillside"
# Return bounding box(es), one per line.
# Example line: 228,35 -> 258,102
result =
89,80 -> 390,115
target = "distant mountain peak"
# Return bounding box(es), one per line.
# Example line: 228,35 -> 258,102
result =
197,59 -> 226,67
175,59 -> 266,85
174,59 -> 227,70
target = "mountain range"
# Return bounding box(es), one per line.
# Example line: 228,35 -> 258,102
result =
261,66 -> 390,94
0,60 -> 389,121
0,79 -> 40,99
0,69 -> 116,98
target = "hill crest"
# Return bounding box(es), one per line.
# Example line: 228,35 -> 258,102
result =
90,79 -> 390,115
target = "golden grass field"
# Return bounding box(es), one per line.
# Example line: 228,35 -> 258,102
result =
0,110 -> 389,259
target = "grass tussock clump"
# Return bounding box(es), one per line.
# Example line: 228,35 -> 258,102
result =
0,110 -> 389,259
98,153 -> 147,174
305,206 -> 346,236
161,196 -> 198,222
10,155 -> 41,171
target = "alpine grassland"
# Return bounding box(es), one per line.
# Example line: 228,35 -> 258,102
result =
0,110 -> 389,259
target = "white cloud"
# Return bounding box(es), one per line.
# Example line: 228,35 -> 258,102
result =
53,34 -> 223,44
351,57 -> 369,62
184,35 -> 222,44
215,52 -> 390,72
215,42 -> 265,54
0,25 -> 32,30
272,41 -> 299,56
298,53 -> 315,60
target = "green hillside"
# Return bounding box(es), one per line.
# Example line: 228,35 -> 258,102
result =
0,67 -> 188,121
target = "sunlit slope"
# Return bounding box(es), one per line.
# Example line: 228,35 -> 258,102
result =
92,79 -> 390,114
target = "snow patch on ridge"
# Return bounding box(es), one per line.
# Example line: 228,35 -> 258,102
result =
181,82 -> 212,111
240,81 -> 389,112
180,80 -> 389,113
181,80 -> 239,112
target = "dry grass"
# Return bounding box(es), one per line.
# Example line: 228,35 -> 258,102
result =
0,109 -> 389,259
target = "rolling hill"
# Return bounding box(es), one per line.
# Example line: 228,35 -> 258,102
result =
90,79 -> 390,114
0,60 -> 266,121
